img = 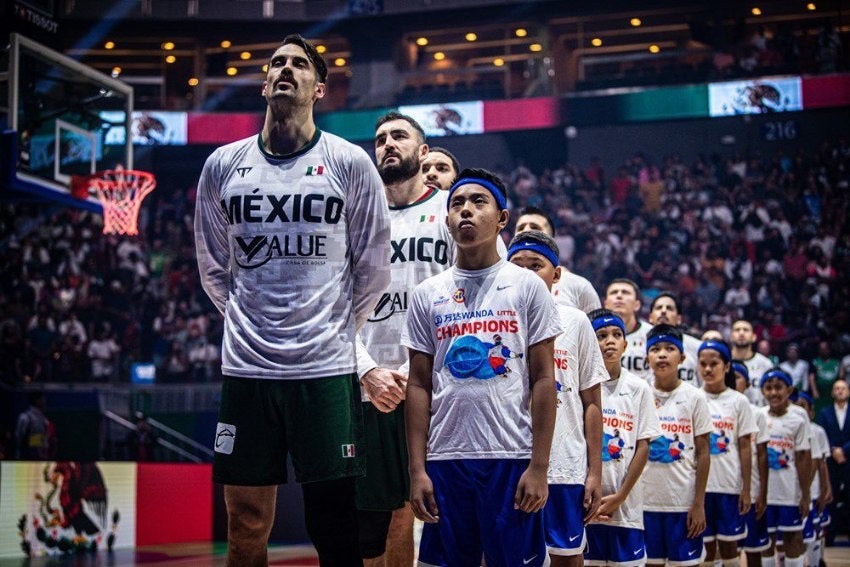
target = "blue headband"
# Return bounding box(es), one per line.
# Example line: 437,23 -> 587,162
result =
793,390 -> 814,406
646,333 -> 684,354
731,362 -> 749,381
698,340 -> 731,362
507,241 -> 559,268
760,369 -> 792,388
591,314 -> 626,336
447,177 -> 508,212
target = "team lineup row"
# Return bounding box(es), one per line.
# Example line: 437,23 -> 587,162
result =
192,36 -> 835,567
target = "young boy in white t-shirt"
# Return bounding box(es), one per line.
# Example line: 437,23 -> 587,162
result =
584,308 -> 661,567
402,169 -> 563,567
642,324 -> 712,567
793,390 -> 833,567
698,340 -> 759,567
759,368 -> 812,567
506,230 -> 607,565
732,361 -> 772,564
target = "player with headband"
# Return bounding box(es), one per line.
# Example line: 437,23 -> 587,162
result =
584,308 -> 660,567
507,230 -> 606,565
758,368 -> 812,567
649,292 -> 702,386
642,324 -> 712,567
403,168 -> 562,566
698,339 -> 759,567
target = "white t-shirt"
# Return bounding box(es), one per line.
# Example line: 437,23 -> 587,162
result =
810,422 -> 830,500
779,359 -> 811,392
678,332 -> 702,387
742,353 -> 775,406
549,304 -> 609,485
761,406 -> 811,506
644,381 -> 713,512
552,270 -> 601,314
401,260 -> 563,461
751,407 -> 771,503
620,320 -> 653,381
705,388 -> 759,494
594,370 -> 661,529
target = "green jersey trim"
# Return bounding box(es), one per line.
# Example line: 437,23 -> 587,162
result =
388,187 -> 440,211
256,129 -> 322,160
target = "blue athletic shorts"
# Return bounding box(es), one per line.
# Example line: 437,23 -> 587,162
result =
766,504 -> 804,533
544,484 -> 586,556
703,492 -> 747,542
417,459 -> 547,567
741,507 -> 770,552
820,507 -> 831,527
585,524 -> 646,566
803,500 -> 819,543
644,511 -> 706,566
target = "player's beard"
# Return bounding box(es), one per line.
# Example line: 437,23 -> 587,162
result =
378,152 -> 420,184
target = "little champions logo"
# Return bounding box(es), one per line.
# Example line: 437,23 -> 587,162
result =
444,334 -> 524,380
341,444 -> 356,458
215,423 -> 236,455
306,165 -> 325,176
453,288 -> 465,303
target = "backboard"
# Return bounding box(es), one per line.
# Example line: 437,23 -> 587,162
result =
6,33 -> 133,211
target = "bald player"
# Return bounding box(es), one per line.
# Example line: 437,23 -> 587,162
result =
648,292 -> 702,386
604,278 -> 653,381
421,146 -> 459,191
730,319 -> 774,406
515,206 -> 601,313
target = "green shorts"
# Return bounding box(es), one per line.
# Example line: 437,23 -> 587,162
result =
213,374 -> 364,486
355,401 -> 409,511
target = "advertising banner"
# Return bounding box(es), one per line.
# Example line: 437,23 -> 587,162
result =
101,111 -> 188,145
708,77 -> 802,116
399,100 -> 484,137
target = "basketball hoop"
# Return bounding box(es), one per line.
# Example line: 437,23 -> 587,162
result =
84,167 -> 156,235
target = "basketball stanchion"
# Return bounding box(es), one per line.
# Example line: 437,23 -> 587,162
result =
71,166 -> 156,235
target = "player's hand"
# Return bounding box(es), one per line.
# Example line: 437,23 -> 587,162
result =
798,495 -> 810,520
816,494 -> 829,513
755,494 -> 767,519
361,368 -> 406,413
409,470 -> 439,523
833,447 -> 846,464
514,465 -> 548,513
593,493 -> 624,522
738,492 -> 752,516
686,503 -> 706,538
583,471 -> 602,523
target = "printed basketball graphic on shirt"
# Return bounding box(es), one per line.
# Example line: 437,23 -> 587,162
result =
444,334 -> 523,380
602,430 -> 626,461
710,429 -> 730,455
767,447 -> 790,470
649,434 -> 686,463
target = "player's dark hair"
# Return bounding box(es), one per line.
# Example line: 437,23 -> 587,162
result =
732,319 -> 753,330
455,167 -> 507,200
508,230 -> 560,260
651,292 -> 681,314
427,146 -> 460,175
281,34 -> 328,83
376,111 -> 426,143
607,278 -> 641,297
518,206 -> 555,236
587,307 -> 616,322
647,324 -> 683,343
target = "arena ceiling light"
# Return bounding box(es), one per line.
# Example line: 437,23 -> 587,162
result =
493,57 -> 505,66
111,66 -> 121,77
104,41 -> 115,49
240,51 -> 251,60
416,37 -> 429,46
226,66 -> 238,75
220,40 -> 231,48
515,28 -> 527,37
529,43 -> 543,52
434,51 -> 446,60
316,45 -> 327,54
465,32 -> 477,42
751,7 -> 762,15
165,55 -> 176,63
630,18 -> 641,26
649,44 -> 660,53
591,38 -> 603,47
334,57 -> 346,66
806,2 -> 816,9
188,77 -> 199,86
162,42 -> 175,50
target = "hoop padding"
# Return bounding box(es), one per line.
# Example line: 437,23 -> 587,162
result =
90,169 -> 157,236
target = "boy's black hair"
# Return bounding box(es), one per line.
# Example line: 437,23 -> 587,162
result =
508,230 -> 560,260
587,307 -> 616,323
647,324 -> 683,342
